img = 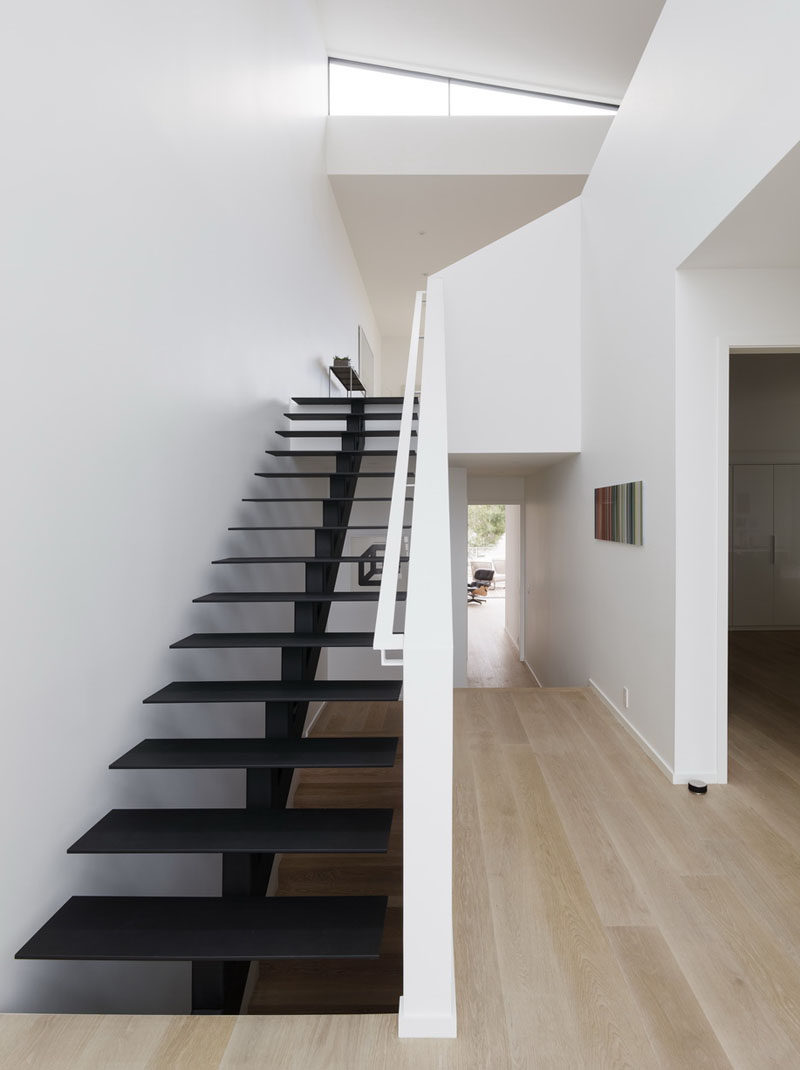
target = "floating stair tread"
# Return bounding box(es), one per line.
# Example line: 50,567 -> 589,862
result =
143,678 -> 403,702
242,497 -> 411,502
16,895 -> 388,962
212,556 -> 408,564
253,472 -> 412,479
170,632 -> 377,649
275,430 -> 416,439
227,525 -> 410,531
67,808 -> 394,854
292,396 -> 415,405
283,413 -> 415,421
111,736 -> 398,769
192,591 -> 406,604
266,450 -> 415,457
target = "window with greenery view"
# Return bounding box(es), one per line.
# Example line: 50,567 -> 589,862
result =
468,504 -> 506,555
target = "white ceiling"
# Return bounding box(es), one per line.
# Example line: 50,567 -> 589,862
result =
315,0 -> 665,103
330,174 -> 586,337
450,451 -> 578,476
683,141 -> 800,269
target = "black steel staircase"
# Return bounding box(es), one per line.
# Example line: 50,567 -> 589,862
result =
16,395 -> 415,1014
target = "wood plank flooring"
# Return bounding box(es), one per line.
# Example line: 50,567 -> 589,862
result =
467,593 -> 536,687
7,636 -> 800,1066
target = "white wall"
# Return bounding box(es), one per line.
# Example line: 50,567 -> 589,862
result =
0,0 -> 378,1013
580,0 -> 800,779
449,468 -> 468,687
510,0 -> 800,780
382,335 -> 421,397
730,352 -> 800,459
467,475 -> 524,504
327,116 -> 613,176
674,269 -> 800,783
523,458 -> 585,686
504,505 -> 521,649
436,198 -> 582,458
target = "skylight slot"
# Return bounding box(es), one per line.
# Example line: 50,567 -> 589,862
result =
449,81 -> 614,117
329,61 -> 448,116
328,59 -> 617,118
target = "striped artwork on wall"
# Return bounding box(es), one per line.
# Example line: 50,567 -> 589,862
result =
594,481 -> 643,545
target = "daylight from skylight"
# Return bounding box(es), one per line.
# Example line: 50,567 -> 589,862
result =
448,82 -> 612,117
329,62 -> 447,116
329,59 -> 616,118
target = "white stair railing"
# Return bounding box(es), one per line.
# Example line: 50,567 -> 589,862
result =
375,279 -> 456,1038
373,290 -> 423,663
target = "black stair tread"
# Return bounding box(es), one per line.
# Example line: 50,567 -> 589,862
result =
111,736 -> 398,769
16,895 -> 388,962
266,450 -> 416,457
143,678 -> 403,702
227,524 -> 410,531
283,412 -> 415,421
211,556 -> 408,564
292,396 -> 415,405
193,590 -> 406,603
242,497 -> 412,502
275,430 -> 416,439
170,631 -> 378,648
192,590 -> 396,601
252,472 -> 411,478
67,808 -> 393,854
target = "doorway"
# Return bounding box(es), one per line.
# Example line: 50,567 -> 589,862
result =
466,503 -> 535,687
728,352 -> 800,777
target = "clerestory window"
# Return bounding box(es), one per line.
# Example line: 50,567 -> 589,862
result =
328,58 -> 617,118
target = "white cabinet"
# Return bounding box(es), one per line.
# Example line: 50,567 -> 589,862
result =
730,464 -> 800,627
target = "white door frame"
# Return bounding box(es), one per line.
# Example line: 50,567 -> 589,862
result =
714,341 -> 800,784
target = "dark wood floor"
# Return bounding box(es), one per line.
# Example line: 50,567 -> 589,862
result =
247,701 -> 402,1015
729,629 -> 800,790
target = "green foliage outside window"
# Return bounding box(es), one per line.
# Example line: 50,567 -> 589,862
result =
468,504 -> 506,553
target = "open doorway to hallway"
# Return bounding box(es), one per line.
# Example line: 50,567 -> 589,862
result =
728,351 -> 800,780
466,503 -> 537,687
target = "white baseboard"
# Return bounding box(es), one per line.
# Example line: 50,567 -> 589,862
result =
588,679 -> 674,781
523,658 -> 543,688
503,626 -> 520,653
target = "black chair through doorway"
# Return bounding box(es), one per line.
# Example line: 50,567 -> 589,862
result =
467,568 -> 495,605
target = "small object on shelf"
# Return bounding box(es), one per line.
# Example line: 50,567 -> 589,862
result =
328,361 -> 366,397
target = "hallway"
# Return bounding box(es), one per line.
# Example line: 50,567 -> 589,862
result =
7,679 -> 800,1066
467,591 -> 537,688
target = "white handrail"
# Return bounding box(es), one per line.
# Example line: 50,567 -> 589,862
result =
373,289 -> 424,663
393,278 -> 457,1039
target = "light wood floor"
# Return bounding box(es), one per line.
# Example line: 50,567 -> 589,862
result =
467,593 -> 537,688
7,655 -> 800,1066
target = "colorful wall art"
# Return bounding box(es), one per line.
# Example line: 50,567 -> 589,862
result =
594,481 -> 643,545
